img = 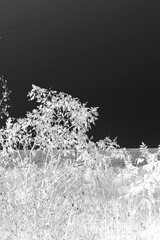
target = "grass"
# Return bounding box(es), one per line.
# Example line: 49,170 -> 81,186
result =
0,148 -> 160,239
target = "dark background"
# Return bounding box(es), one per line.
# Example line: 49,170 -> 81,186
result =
0,0 -> 159,148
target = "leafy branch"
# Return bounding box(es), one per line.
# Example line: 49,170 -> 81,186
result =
0,76 -> 12,119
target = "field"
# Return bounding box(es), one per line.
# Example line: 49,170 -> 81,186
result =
0,82 -> 159,239
0,147 -> 160,240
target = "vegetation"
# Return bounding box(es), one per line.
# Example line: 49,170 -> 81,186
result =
0,76 -> 12,120
0,78 -> 160,239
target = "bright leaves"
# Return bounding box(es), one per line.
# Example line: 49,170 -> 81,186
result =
0,76 -> 12,119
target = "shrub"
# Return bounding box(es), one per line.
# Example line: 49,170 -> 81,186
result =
0,84 -> 100,168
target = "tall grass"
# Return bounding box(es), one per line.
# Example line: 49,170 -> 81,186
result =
1,144 -> 160,239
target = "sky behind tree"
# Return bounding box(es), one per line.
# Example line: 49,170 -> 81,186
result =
0,0 -> 159,148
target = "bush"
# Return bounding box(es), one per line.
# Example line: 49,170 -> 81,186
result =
0,84 -> 100,168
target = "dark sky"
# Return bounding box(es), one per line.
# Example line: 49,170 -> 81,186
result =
0,0 -> 159,148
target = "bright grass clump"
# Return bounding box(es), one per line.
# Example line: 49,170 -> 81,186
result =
0,81 -> 160,239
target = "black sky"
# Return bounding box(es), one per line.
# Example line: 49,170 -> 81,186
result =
0,0 -> 159,148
